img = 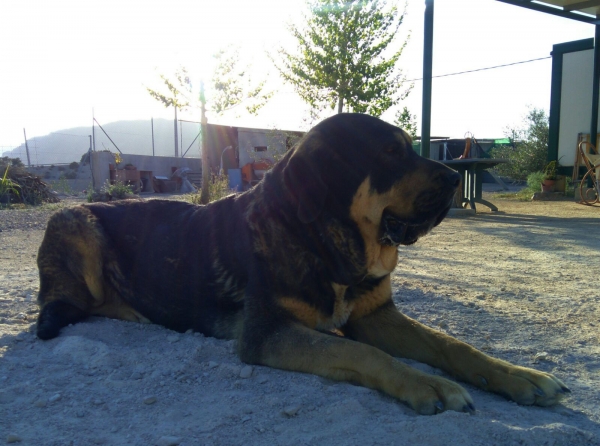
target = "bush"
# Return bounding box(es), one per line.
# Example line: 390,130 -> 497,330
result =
69,161 -> 79,170
63,170 -> 77,179
489,108 -> 549,181
527,171 -> 545,190
189,175 -> 232,204
103,181 -> 133,199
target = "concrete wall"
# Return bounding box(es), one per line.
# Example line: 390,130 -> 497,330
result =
91,152 -> 201,190
238,128 -> 286,167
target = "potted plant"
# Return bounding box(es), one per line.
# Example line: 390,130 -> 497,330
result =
0,165 -> 21,204
541,160 -> 558,192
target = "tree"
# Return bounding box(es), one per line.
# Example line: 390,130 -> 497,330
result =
147,47 -> 273,203
146,66 -> 191,157
394,106 -> 418,139
273,0 -> 411,117
211,46 -> 273,116
489,108 -> 549,181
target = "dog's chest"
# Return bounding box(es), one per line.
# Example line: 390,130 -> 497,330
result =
366,244 -> 399,278
316,283 -> 353,330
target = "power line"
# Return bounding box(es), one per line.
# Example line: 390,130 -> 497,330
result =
406,56 -> 552,82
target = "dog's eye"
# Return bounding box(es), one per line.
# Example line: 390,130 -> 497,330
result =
385,145 -> 397,153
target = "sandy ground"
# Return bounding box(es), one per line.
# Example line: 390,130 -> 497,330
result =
1,192 -> 599,445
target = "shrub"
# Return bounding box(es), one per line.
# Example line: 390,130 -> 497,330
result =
190,175 -> 232,204
63,170 -> 77,179
490,108 -> 549,181
69,161 -> 79,170
102,181 -> 133,199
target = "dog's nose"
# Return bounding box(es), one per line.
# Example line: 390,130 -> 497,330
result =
435,169 -> 461,190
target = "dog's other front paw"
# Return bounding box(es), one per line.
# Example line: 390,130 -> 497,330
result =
478,364 -> 570,407
398,373 -> 475,416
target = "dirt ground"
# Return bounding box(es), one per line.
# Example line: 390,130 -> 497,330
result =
1,193 -> 599,445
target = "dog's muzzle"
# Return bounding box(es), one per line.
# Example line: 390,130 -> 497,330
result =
379,204 -> 452,247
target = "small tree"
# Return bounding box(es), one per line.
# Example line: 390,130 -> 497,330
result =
394,106 -> 418,139
490,108 -> 549,181
211,46 -> 273,116
147,66 -> 191,157
273,0 -> 412,117
148,48 -> 273,203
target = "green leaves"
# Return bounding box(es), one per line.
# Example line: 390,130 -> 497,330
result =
211,46 -> 274,116
274,0 -> 411,116
489,108 -> 550,181
146,66 -> 191,111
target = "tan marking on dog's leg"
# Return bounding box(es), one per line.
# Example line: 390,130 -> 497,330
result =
279,298 -> 321,329
349,275 -> 393,321
91,301 -> 151,324
252,322 -> 473,415
344,300 -> 569,407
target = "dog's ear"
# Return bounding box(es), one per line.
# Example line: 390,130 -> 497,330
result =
283,148 -> 328,224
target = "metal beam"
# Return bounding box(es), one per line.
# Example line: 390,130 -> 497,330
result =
497,0 -> 600,24
563,0 -> 600,12
421,0 -> 434,159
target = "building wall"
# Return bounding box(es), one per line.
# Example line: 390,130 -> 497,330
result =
558,49 -> 595,165
91,151 -> 201,190
550,38 -> 600,169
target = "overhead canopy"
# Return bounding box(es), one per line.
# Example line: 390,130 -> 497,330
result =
421,1 -> 598,160
497,1 -> 600,24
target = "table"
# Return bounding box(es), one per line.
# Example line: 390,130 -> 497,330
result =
441,158 -> 508,212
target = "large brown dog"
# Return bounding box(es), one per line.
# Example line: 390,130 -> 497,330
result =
36,114 -> 568,415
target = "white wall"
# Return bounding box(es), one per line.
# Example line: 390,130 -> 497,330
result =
559,49 -> 600,166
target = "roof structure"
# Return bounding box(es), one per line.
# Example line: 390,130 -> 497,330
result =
498,0 -> 600,24
420,1 -> 599,160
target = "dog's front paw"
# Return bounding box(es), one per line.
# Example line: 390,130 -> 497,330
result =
400,373 -> 475,416
479,364 -> 570,407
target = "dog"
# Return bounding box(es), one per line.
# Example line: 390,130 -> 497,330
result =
36,113 -> 569,415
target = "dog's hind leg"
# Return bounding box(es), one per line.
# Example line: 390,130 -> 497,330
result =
37,299 -> 89,340
36,207 -> 108,339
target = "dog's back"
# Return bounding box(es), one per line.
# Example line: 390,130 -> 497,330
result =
37,197 -> 249,340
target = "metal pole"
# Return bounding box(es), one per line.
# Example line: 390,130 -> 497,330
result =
591,24 -> 600,150
93,118 -> 123,154
92,108 -> 96,151
88,135 -> 95,189
180,120 -> 183,158
421,0 -> 434,159
174,106 -> 179,158
23,128 -> 31,167
151,118 -> 155,157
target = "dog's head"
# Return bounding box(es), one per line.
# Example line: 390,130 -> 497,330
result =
280,113 -> 460,247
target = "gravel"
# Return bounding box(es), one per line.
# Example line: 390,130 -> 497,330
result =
1,195 -> 599,445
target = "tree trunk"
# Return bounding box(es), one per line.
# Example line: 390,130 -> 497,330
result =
199,81 -> 210,204
337,96 -> 344,114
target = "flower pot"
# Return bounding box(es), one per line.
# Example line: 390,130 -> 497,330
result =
541,179 -> 555,193
554,175 -> 566,193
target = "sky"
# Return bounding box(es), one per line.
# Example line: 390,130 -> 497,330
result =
0,0 -> 596,153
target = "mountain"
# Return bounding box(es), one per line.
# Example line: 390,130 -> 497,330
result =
5,119 -> 202,165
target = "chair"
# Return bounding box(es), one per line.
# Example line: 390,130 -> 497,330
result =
577,141 -> 600,205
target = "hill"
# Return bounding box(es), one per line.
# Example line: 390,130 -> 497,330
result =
4,119 -> 202,165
